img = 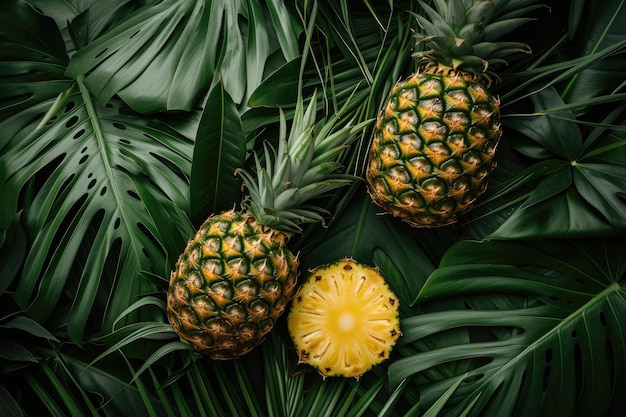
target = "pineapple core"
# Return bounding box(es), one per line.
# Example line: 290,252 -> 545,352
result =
287,258 -> 401,379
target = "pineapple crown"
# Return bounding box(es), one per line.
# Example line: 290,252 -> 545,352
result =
237,92 -> 370,235
412,0 -> 542,84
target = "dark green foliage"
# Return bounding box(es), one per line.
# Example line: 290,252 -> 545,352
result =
1,0 -> 625,416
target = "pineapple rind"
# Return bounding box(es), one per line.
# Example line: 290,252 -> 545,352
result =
366,71 -> 501,227
167,210 -> 298,359
287,258 -> 401,379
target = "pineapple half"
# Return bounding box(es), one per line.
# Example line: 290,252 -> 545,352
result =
167,94 -> 368,359
288,258 -> 401,379
366,0 -> 540,227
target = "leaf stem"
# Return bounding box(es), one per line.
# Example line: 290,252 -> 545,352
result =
36,85 -> 76,130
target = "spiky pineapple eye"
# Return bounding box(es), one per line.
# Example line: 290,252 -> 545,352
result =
428,142 -> 451,156
381,143 -> 400,159
388,166 -> 411,184
192,295 -> 215,311
462,150 -> 482,165
418,98 -> 444,119
440,158 -> 462,174
419,78 -> 442,97
444,111 -> 470,132
445,89 -> 471,109
398,89 -> 416,107
224,304 -> 247,321
201,259 -> 223,279
408,156 -> 433,173
202,237 -> 221,255
235,279 -> 259,297
419,120 -> 447,143
399,133 -> 422,152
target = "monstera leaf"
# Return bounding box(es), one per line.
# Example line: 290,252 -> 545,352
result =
0,0 -> 71,150
486,87 -> 626,239
390,238 -> 626,417
0,81 -> 195,343
64,0 -> 302,113
0,0 -> 271,348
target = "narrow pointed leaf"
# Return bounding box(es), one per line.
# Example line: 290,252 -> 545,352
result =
190,81 -> 247,225
505,89 -> 582,160
564,0 -> 626,101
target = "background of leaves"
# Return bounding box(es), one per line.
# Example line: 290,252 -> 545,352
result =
1,0 -> 625,416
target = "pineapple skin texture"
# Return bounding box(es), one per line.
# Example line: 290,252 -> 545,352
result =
366,71 -> 501,227
287,258 -> 401,379
167,210 -> 298,359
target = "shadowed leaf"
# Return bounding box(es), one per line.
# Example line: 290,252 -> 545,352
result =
390,238 -> 626,417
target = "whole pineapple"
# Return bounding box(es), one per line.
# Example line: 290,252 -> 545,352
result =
167,95 -> 368,359
366,0 -> 539,227
287,258 -> 401,379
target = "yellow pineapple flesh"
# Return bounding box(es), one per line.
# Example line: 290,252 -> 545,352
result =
287,258 -> 401,379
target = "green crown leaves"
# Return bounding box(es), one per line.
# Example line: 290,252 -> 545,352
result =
412,0 -> 542,82
237,93 -> 371,234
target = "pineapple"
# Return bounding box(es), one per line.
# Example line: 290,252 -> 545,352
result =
366,0 -> 539,227
167,95 -> 368,359
287,258 -> 401,379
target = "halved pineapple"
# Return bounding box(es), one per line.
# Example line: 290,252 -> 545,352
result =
287,258 -> 401,379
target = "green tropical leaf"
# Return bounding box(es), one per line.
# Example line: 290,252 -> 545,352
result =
0,339 -> 39,363
247,58 -> 303,108
59,352 -> 164,417
189,81 -> 247,225
567,0 -> 586,37
0,80 -> 194,342
0,0 -> 71,151
0,213 -> 27,292
421,373 -> 478,417
27,0 -> 140,50
389,238 -> 626,417
64,0 -> 302,113
488,87 -> 626,238
0,385 -> 27,417
563,0 -> 626,101
510,89 -> 583,159
0,316 -> 59,342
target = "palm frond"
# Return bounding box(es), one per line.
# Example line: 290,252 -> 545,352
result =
64,0 -> 302,113
390,238 -> 626,417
